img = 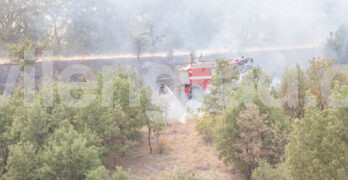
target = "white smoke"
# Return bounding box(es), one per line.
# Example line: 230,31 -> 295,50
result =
154,86 -> 187,123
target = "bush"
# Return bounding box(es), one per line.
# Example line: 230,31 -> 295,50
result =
195,114 -> 217,142
168,167 -> 201,180
286,109 -> 347,179
215,105 -> 288,180
252,159 -> 289,180
112,166 -> 131,180
8,40 -> 47,66
9,40 -> 35,65
86,166 -> 109,180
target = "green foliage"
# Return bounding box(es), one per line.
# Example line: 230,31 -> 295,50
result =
9,40 -> 35,65
39,121 -> 102,180
0,99 -> 15,176
214,67 -> 289,179
215,105 -> 288,179
168,167 -> 201,180
72,69 -> 144,167
306,57 -> 335,110
202,59 -> 239,114
278,64 -> 306,119
198,58 -> 240,142
112,166 -> 131,180
86,166 -> 110,180
10,103 -> 50,147
0,88 -> 24,177
5,142 -> 40,180
138,85 -> 166,153
252,159 -> 290,180
286,109 -> 347,179
195,113 -> 218,142
331,83 -> 348,142
152,115 -> 166,154
8,40 -> 47,66
0,65 -> 149,179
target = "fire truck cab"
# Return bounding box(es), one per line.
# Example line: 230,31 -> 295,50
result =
178,57 -> 254,99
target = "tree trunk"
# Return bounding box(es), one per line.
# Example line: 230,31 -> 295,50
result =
1,147 -> 8,174
152,42 -> 155,57
113,156 -> 117,170
156,132 -> 161,154
148,126 -> 152,153
53,17 -> 61,50
222,80 -> 225,110
119,126 -> 125,157
245,168 -> 252,180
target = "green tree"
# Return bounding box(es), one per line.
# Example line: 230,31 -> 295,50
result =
278,64 -> 306,119
9,40 -> 35,65
0,99 -> 14,176
215,67 -> 288,179
106,69 -> 143,157
8,39 -> 47,68
286,109 -> 347,179
74,69 -> 144,167
138,85 -> 165,153
39,121 -> 102,180
0,88 -> 24,176
49,103 -> 75,131
306,57 -> 334,110
5,142 -> 40,180
0,0 -> 43,45
73,96 -> 138,168
10,103 -> 50,148
215,105 -> 287,179
331,83 -> 348,142
202,59 -> 239,114
197,59 -> 239,141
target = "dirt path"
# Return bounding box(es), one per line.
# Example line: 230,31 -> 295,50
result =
117,119 -> 240,180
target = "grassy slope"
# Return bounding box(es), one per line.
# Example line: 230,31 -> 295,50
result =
117,119 -> 240,180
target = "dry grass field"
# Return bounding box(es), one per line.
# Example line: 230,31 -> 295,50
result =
117,119 -> 241,180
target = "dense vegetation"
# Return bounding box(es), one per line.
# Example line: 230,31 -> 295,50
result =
0,66 -> 167,180
0,1 -> 347,178
196,56 -> 348,179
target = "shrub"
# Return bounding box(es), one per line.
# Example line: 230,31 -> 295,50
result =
8,40 -> 46,66
252,159 -> 289,180
9,40 -> 35,65
195,114 -> 218,142
112,166 -> 131,180
286,109 -> 347,179
86,166 -> 109,180
168,167 -> 201,180
215,105 -> 288,180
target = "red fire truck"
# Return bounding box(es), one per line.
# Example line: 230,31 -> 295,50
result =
178,57 -> 254,98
